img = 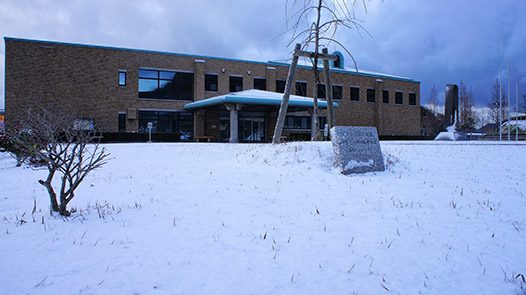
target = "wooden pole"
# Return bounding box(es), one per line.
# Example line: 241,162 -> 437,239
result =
272,43 -> 301,144
322,48 -> 335,130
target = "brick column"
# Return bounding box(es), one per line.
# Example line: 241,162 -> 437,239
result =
266,67 -> 276,92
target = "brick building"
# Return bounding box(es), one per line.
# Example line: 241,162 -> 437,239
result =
4,37 -> 421,142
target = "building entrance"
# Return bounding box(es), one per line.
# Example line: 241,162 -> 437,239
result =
219,112 -> 265,142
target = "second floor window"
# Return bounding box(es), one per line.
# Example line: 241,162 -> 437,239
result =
230,76 -> 243,92
254,78 -> 267,90
139,69 -> 194,100
295,81 -> 307,97
205,74 -> 218,92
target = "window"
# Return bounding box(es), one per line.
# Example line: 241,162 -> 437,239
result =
118,70 -> 126,86
295,81 -> 307,97
254,77 -> 267,90
367,89 -> 376,103
139,69 -> 194,100
283,115 -> 326,130
334,55 -> 341,69
383,90 -> 389,104
409,93 -> 417,106
118,113 -> 126,132
205,74 -> 218,92
229,76 -> 243,92
350,86 -> 360,101
285,115 -> 311,130
276,79 -> 286,93
138,111 -> 193,140
333,85 -> 343,100
395,91 -> 403,105
317,83 -> 326,99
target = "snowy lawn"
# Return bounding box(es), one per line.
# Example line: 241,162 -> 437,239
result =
0,141 -> 525,294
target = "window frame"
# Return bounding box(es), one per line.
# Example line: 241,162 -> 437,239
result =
333,84 -> 343,101
366,88 -> 376,103
138,68 -> 194,101
118,70 -> 126,87
253,77 -> 267,91
350,86 -> 360,102
382,90 -> 389,104
205,73 -> 219,92
295,81 -> 308,97
276,79 -> 286,93
395,91 -> 404,105
409,92 -> 417,106
229,75 -> 243,93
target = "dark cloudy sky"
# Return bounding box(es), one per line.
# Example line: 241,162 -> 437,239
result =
1,0 -> 525,110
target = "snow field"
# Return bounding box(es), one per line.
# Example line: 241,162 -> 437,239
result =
0,141 -> 525,294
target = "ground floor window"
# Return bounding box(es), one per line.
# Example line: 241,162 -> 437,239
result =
284,115 -> 326,130
118,113 -> 126,132
138,110 -> 193,140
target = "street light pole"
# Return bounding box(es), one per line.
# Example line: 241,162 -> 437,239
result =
499,68 -> 502,141
508,60 -> 511,141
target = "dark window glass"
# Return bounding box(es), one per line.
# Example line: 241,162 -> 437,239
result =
205,74 -> 218,92
409,93 -> 417,106
395,92 -> 403,105
333,85 -> 342,100
350,87 -> 360,101
318,116 -> 327,130
119,71 -> 126,86
367,89 -> 376,103
173,72 -> 194,100
254,78 -> 267,90
118,113 -> 126,132
295,81 -> 307,97
138,69 -> 194,100
230,76 -> 243,92
317,83 -> 326,99
138,111 -> 193,140
276,80 -> 286,93
383,90 -> 389,104
284,115 -> 312,130
334,55 -> 341,68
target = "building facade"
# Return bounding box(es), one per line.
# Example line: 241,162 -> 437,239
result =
4,37 -> 421,142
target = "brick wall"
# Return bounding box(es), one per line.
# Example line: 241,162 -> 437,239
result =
5,38 -> 420,137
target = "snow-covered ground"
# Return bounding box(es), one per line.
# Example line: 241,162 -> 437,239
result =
1,141 -> 525,294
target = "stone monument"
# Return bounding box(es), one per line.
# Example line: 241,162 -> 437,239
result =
434,84 -> 468,141
330,126 -> 385,174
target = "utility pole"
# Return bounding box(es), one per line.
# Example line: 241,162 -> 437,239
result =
499,68 -> 502,141
508,60 -> 511,141
517,82 -> 519,141
272,43 -> 301,144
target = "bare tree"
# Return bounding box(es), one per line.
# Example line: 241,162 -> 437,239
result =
487,79 -> 507,124
285,0 -> 369,139
427,82 -> 439,115
458,81 -> 476,128
13,109 -> 109,216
